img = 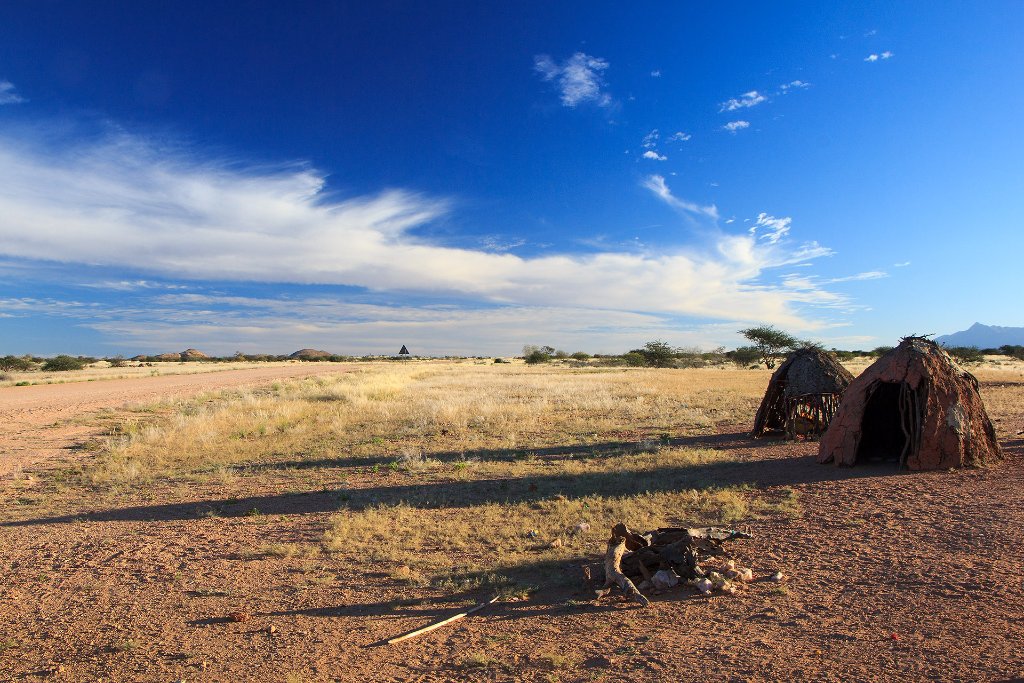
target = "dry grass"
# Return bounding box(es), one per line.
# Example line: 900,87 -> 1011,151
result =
64,362 -> 788,589
85,363 -> 769,486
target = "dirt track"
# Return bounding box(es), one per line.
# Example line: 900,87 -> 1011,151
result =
0,364 -> 353,477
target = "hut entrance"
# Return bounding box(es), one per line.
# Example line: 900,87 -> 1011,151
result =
855,381 -> 922,465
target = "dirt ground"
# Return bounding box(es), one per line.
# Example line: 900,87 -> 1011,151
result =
0,364 -> 354,478
1,368 -> 1023,682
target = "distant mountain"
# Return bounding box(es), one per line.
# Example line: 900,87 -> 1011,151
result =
935,323 -> 1024,349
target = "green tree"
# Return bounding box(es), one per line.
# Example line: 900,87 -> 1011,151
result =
726,345 -> 761,367
640,340 -> 677,368
946,346 -> 984,365
41,355 -> 87,371
0,355 -> 35,372
738,325 -> 799,369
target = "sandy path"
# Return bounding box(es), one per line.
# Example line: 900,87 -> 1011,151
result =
0,364 -> 353,477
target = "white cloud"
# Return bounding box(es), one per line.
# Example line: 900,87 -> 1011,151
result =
642,175 -> 719,221
650,70 -> 661,78
864,52 -> 892,63
720,90 -> 766,112
0,131 -> 851,346
864,54 -> 879,62
668,131 -> 691,142
723,120 -> 750,133
642,129 -> 659,148
534,52 -> 612,108
642,150 -> 667,161
779,80 -> 810,93
828,271 -> 889,283
893,261 -> 911,267
750,213 -> 791,244
881,51 -> 894,59
0,80 -> 26,105
864,29 -> 878,37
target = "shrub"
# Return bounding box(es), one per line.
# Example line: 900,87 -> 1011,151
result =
945,346 -> 984,365
522,345 -> 556,364
622,351 -> 646,367
870,346 -> 894,357
726,346 -> 761,367
107,355 -> 127,368
0,355 -> 35,372
569,351 -> 590,361
999,345 -> 1024,360
41,355 -> 87,371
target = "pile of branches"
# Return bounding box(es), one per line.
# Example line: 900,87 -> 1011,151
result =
583,522 -> 753,608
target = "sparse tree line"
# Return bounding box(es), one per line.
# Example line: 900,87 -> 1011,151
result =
2,335 -> 1018,378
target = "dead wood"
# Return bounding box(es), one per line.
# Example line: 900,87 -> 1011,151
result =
590,524 -> 751,605
595,535 -> 650,608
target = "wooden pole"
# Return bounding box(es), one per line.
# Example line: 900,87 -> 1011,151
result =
386,596 -> 499,645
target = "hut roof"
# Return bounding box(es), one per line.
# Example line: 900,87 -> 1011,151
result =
817,337 -> 1001,469
751,348 -> 854,437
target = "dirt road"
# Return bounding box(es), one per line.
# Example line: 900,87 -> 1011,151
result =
0,364 -> 353,477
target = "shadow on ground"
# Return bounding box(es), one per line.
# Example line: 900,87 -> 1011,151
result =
3,431 -> 906,527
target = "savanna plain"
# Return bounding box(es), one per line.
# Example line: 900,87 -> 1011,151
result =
1,359 -> 1023,682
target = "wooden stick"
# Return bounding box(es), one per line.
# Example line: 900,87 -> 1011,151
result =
387,596 -> 498,645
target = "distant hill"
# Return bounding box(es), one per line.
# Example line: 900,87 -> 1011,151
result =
935,323 -> 1024,349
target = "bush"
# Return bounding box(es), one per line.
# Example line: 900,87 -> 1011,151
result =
569,351 -> 590,361
107,355 -> 127,368
870,346 -> 894,357
945,346 -> 984,365
622,351 -> 646,367
726,346 -> 761,367
522,344 -> 557,364
999,345 -> 1024,360
0,355 -> 35,372
41,355 -> 88,371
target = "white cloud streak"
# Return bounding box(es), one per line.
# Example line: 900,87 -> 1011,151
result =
864,52 -> 893,63
668,131 -> 691,142
642,175 -> 719,221
534,52 -> 612,108
0,80 -> 26,105
750,213 -> 791,244
0,132 -> 850,344
720,90 -> 766,112
642,150 -> 667,161
723,120 -> 750,133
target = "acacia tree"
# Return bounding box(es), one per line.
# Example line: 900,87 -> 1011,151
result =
739,325 -> 799,369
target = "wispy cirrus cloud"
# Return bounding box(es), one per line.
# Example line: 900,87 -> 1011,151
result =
533,52 -> 612,108
720,90 -> 766,112
750,213 -> 791,244
0,80 -> 26,105
642,175 -> 718,221
723,120 -> 750,133
668,131 -> 691,142
827,270 -> 888,283
0,130 -> 852,353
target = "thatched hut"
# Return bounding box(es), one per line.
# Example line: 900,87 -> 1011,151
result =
752,348 -> 854,439
817,337 -> 1001,469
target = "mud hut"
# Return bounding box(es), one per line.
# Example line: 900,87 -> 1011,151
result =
751,348 -> 854,439
817,337 -> 1001,469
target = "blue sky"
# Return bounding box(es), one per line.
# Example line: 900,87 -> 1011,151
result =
1,2 -> 1022,356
